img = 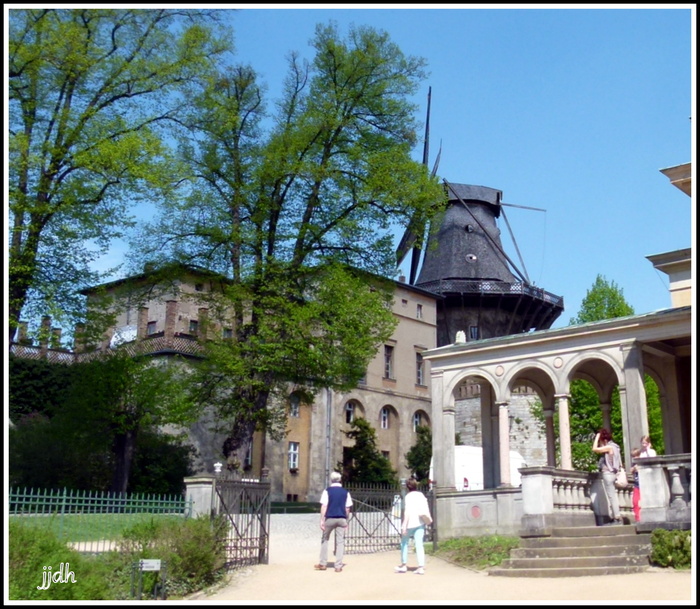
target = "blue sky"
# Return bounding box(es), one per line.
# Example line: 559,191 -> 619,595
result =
9,5 -> 694,331
221,5 -> 693,328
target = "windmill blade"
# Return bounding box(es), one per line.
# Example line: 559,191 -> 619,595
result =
431,140 -> 442,177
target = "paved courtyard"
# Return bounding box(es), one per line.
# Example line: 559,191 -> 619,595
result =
183,514 -> 694,603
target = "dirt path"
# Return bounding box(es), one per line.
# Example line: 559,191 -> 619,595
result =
183,514 -> 694,603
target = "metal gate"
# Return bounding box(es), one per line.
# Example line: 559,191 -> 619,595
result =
214,474 -> 271,569
344,483 -> 434,554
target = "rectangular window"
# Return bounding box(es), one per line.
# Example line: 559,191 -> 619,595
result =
290,395 -> 300,418
380,408 -> 389,429
416,303 -> 423,319
146,321 -> 157,335
469,325 -> 479,340
384,345 -> 394,379
189,320 -> 199,335
287,442 -> 299,470
416,352 -> 424,385
381,451 -> 390,461
222,327 -> 233,339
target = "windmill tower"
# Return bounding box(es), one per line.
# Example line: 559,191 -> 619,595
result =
397,90 -> 564,347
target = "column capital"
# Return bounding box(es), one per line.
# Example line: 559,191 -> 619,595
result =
554,393 -> 570,400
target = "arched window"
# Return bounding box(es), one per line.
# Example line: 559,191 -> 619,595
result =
345,401 -> 355,424
289,393 -> 300,418
380,406 -> 390,429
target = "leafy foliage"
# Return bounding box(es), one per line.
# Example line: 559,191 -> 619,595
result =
650,529 -> 692,569
133,22 -> 444,463
569,274 -> 634,325
405,425 -> 432,483
8,8 -> 229,341
532,273 -> 664,468
341,418 -> 398,485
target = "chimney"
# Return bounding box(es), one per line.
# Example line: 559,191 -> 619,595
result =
50,327 -> 62,350
73,323 -> 85,353
165,300 -> 178,347
137,306 -> 149,339
39,316 -> 51,356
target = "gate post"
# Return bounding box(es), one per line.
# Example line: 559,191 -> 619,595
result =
184,475 -> 217,518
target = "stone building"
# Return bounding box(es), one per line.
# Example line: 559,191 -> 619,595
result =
14,265 -> 438,502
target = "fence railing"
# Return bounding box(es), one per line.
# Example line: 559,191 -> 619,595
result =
9,487 -> 192,554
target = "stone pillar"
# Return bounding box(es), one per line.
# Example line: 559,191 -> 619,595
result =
497,402 -> 511,486
600,402 -> 612,432
184,475 -> 218,518
165,300 -> 178,347
432,370 -> 455,492
519,466 -> 555,537
620,342 -> 647,469
543,407 -> 556,467
137,306 -> 149,339
555,394 -> 572,470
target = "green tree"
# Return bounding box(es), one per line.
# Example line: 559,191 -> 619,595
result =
569,274 -> 634,325
57,350 -> 198,493
405,425 -> 432,483
341,418 -> 397,485
536,274 -> 663,469
135,22 -> 444,462
8,8 -> 229,346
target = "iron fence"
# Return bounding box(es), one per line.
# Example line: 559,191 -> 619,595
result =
9,486 -> 192,553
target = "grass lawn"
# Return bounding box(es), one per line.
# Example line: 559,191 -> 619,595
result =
8,513 -> 187,542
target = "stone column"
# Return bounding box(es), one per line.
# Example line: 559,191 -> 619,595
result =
498,402 -> 511,486
555,394 -> 572,470
544,407 -> 556,467
600,402 -> 612,432
432,370 -> 455,492
620,342 -> 647,468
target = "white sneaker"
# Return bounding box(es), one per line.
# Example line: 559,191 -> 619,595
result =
414,567 -> 425,575
394,565 -> 407,573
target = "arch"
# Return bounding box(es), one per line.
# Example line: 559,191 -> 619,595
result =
378,404 -> 399,430
412,409 -> 431,431
343,398 -> 365,424
564,351 -> 624,399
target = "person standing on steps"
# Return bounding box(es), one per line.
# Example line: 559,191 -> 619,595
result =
640,435 -> 657,458
394,477 -> 432,575
630,448 -> 642,522
314,471 -> 353,573
592,428 -> 623,526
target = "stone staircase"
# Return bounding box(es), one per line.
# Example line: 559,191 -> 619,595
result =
489,524 -> 651,577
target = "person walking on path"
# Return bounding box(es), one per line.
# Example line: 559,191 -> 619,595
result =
592,428 -> 623,525
315,471 -> 352,573
395,477 -> 432,575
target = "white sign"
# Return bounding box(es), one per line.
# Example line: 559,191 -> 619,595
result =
139,559 -> 161,571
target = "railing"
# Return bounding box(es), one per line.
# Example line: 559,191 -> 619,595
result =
520,456 -> 692,536
9,487 -> 192,553
634,454 -> 692,530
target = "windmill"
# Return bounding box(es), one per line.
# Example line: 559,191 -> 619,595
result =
396,89 -> 564,347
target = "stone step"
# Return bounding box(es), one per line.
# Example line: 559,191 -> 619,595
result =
549,524 -> 637,537
522,533 -> 650,549
499,554 -> 650,570
489,565 -> 649,578
512,544 -> 650,559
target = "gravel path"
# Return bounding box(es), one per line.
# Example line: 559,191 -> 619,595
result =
183,514 -> 694,603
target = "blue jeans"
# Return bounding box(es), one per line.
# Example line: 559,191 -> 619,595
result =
400,525 -> 426,567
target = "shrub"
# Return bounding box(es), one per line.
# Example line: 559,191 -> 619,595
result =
8,520 -> 122,600
119,514 -> 228,597
650,528 -> 692,569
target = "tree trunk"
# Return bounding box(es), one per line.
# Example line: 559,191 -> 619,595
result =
111,428 -> 137,495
